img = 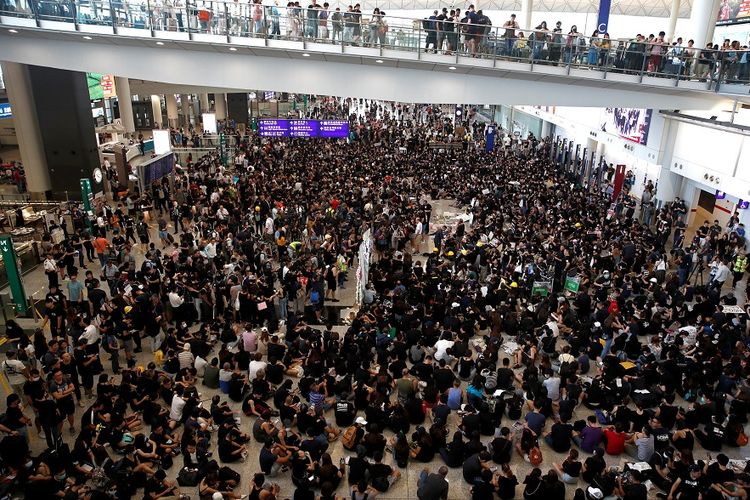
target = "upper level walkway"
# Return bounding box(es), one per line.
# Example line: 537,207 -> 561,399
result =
0,0 -> 745,109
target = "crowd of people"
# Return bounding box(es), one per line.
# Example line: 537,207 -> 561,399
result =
6,0 -> 750,82
1,98 -> 750,500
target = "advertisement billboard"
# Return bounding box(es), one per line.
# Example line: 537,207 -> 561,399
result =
717,0 -> 750,25
599,108 -> 652,146
87,73 -> 117,100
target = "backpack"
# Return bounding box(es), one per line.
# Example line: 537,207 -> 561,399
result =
528,446 -> 543,466
738,429 -> 749,447
310,290 -> 320,303
341,425 -> 358,450
177,466 -> 201,486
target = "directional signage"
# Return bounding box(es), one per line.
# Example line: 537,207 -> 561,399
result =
0,235 -> 27,315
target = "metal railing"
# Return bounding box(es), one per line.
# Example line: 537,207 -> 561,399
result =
1,0 -> 747,90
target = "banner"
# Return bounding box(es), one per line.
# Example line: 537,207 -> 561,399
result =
485,124 -> 496,152
597,0 -> 611,33
612,164 -> 626,200
564,275 -> 580,293
532,281 -> 552,297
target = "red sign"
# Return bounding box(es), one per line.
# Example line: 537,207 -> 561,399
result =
612,164 -> 626,200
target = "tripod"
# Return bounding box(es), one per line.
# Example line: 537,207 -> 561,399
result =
688,262 -> 705,287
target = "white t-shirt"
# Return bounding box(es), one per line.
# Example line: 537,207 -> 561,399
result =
170,395 -> 186,421
2,359 -> 26,385
434,339 -> 454,362
81,325 -> 100,345
248,360 -> 267,380
194,356 -> 208,377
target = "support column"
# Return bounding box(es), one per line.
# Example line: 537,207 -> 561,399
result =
151,95 -> 163,128
215,93 -> 227,120
521,0 -> 533,31
689,0 -> 721,48
165,93 -> 179,128
1,62 -> 52,198
114,76 -> 135,135
199,93 -> 210,114
667,0 -> 681,41
179,94 -> 191,127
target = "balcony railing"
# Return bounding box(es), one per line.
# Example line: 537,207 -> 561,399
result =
1,0 -> 747,91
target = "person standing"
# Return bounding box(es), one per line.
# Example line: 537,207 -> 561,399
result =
502,13 -> 519,56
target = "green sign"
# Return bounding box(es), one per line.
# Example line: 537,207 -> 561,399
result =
219,132 -> 228,167
532,281 -> 552,297
0,236 -> 27,315
564,275 -> 581,293
80,178 -> 94,232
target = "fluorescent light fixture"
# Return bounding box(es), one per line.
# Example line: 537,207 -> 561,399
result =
8,29 -> 18,34
302,53 -> 310,57
449,66 -> 456,70
83,35 -> 92,40
229,47 -> 237,51
376,59 -> 383,63
156,41 -> 164,45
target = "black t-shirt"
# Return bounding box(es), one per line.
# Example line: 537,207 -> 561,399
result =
472,479 -> 495,500
370,462 -> 392,481
347,456 -> 369,485
549,422 -> 573,452
677,476 -> 708,500
705,463 -> 735,486
334,401 -> 355,427
4,406 -> 25,429
496,367 -> 514,389
623,483 -> 648,500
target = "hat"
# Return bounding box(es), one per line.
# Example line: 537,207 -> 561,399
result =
213,493 -> 224,500
432,247 -> 439,253
510,281 -> 518,288
355,416 -> 368,426
124,306 -> 133,314
476,241 -> 484,247
183,344 -> 191,351
586,487 -> 604,500
255,206 -> 260,211
446,251 -> 455,257
575,222 -> 582,228
689,464 -> 702,473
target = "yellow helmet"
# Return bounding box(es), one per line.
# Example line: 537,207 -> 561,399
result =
255,206 -> 260,212
446,251 -> 455,257
510,282 -> 518,288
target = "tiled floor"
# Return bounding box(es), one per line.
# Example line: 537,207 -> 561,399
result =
4,193 -> 750,500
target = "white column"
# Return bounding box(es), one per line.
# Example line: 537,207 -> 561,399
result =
165,93 -> 179,128
114,76 -> 135,135
521,0 -> 533,31
689,0 -> 721,48
179,94 -> 191,126
1,62 -> 51,197
199,93 -> 210,114
151,95 -> 163,128
667,0 -> 681,42
215,93 -> 227,120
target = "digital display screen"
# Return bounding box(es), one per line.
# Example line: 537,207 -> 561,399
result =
258,119 -> 349,138
0,103 -> 10,119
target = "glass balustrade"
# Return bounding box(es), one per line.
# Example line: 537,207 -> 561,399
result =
1,0 -> 747,89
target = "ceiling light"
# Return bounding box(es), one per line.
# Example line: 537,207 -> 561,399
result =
376,59 -> 383,63
229,47 -> 237,51
83,35 -> 92,40
156,41 -> 164,45
449,66 -> 456,70
8,29 -> 18,34
302,53 -> 310,57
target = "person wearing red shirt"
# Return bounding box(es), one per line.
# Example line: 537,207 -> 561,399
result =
603,422 -> 627,455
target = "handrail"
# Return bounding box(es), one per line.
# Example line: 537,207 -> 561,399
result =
1,0 -> 747,90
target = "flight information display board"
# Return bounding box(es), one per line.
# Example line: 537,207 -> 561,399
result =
258,119 -> 348,138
